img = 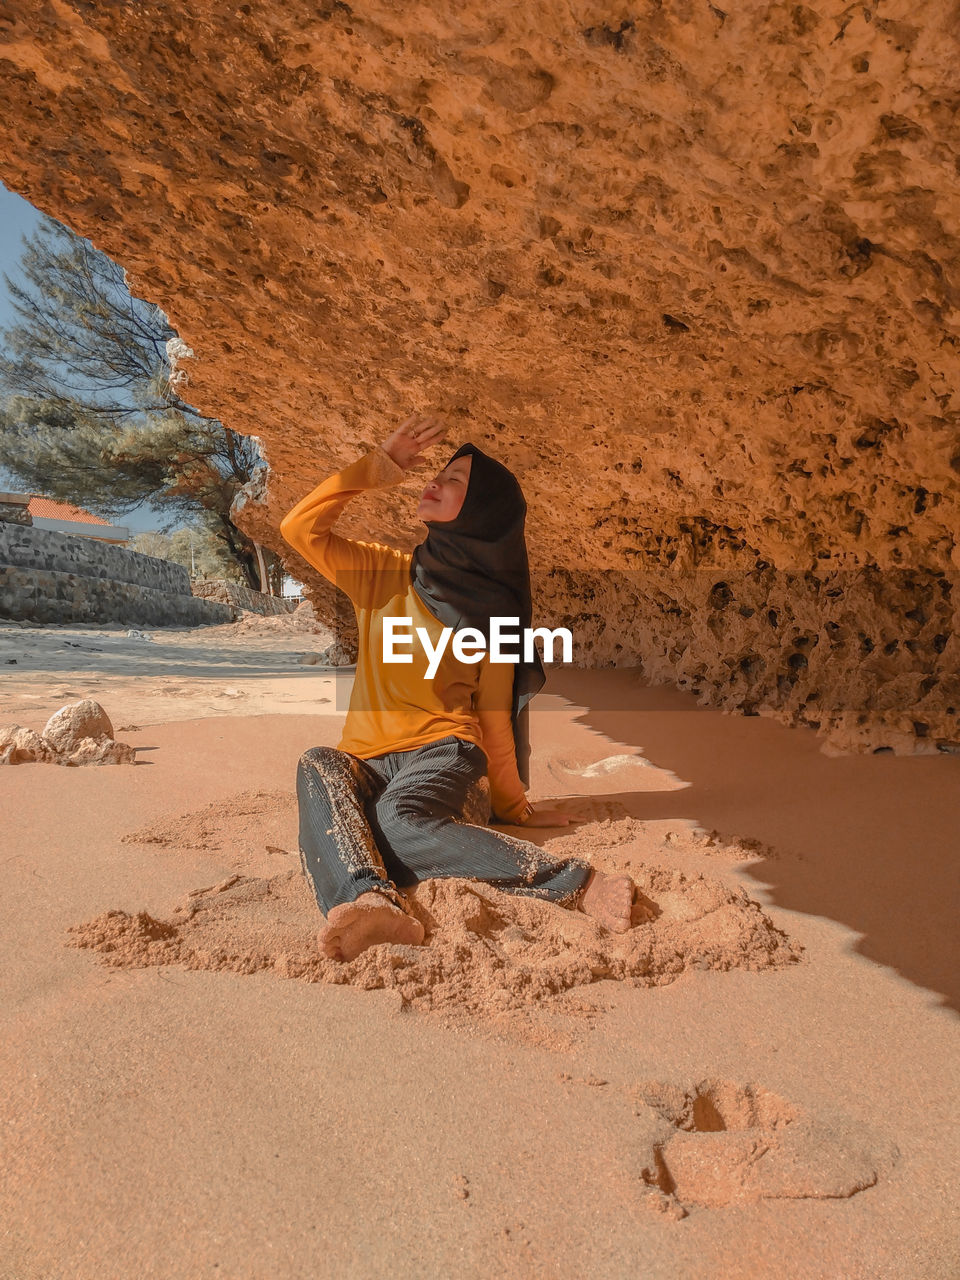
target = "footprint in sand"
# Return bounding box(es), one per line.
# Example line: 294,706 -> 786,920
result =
634,1079 -> 899,1217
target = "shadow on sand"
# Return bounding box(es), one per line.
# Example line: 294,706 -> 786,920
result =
548,667 -> 960,1013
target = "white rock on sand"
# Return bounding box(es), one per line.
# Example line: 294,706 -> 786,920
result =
0,699 -> 135,766
43,699 -> 116,752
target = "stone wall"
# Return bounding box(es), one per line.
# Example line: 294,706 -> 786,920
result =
1,521 -> 189,593
0,495 -> 32,526
192,579 -> 298,616
0,523 -> 232,628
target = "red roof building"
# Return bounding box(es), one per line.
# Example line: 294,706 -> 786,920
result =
26,496 -> 112,526
1,493 -> 131,544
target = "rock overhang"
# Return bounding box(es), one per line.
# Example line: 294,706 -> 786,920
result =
0,0 -> 957,752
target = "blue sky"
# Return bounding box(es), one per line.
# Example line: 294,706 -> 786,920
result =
0,182 -> 44,334
1,181 -> 184,533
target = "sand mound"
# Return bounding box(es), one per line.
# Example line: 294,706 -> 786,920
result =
67,863 -> 801,1018
634,1078 -> 899,1216
553,812 -> 645,855
661,827 -> 785,862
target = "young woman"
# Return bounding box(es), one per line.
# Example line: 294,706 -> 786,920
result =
280,412 -> 634,962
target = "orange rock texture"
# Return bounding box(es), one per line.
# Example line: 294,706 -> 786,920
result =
0,1 -> 957,754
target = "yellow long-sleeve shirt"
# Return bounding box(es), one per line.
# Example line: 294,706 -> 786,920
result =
279,447 -> 531,823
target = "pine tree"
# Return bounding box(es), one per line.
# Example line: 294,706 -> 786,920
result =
0,216 -> 278,592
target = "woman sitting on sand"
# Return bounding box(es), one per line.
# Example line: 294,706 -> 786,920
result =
279,412 -> 634,962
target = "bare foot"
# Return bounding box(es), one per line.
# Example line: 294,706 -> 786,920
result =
578,869 -> 634,933
319,892 -> 425,962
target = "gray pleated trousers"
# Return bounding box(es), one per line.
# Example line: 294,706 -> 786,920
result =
296,733 -> 591,915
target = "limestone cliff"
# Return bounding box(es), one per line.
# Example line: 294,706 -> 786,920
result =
1,1 -> 957,752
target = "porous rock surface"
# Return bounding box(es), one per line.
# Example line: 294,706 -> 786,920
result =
42,698 -> 115,754
0,726 -> 56,766
1,2 -> 958,753
0,701 -> 135,765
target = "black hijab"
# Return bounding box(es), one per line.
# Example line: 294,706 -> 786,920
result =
410,442 -> 546,787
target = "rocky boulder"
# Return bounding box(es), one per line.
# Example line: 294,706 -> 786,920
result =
42,700 -> 115,754
0,702 -> 136,767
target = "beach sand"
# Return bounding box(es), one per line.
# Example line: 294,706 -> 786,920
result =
1,619 -> 958,1278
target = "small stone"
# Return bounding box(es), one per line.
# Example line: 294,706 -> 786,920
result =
317,640 -> 357,666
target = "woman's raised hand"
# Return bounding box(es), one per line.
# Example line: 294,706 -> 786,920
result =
381,412 -> 448,470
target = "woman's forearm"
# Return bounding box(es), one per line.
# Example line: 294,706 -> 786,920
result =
279,448 -> 405,594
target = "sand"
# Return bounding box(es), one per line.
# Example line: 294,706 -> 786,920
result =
2,618 -> 959,1278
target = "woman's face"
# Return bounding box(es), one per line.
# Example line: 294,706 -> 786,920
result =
417,455 -> 472,523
